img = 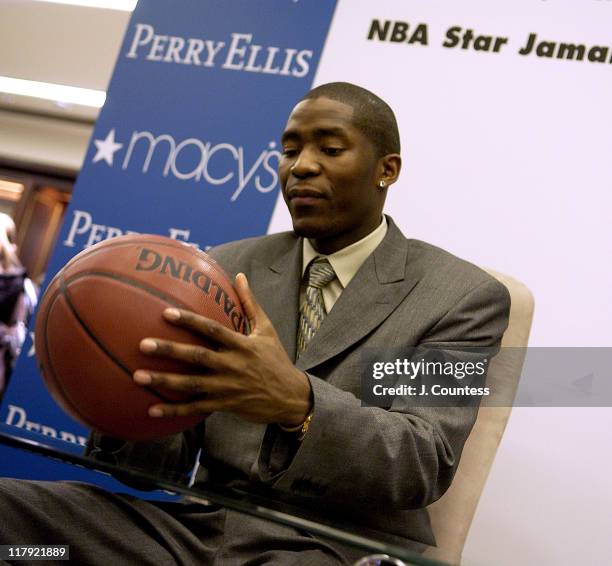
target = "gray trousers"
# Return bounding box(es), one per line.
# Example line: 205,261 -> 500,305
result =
0,480 -> 351,565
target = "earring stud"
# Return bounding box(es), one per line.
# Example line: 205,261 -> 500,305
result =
378,180 -> 386,189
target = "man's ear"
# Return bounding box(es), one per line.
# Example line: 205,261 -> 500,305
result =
378,154 -> 402,187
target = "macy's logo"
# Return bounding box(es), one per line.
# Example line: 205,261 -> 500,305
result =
92,128 -> 280,202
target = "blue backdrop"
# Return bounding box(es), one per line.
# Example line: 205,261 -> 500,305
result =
0,0 -> 336,489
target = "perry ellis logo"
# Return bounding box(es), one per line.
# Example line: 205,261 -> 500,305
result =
4,405 -> 87,446
126,23 -> 313,78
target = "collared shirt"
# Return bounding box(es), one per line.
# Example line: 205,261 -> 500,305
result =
301,216 -> 388,313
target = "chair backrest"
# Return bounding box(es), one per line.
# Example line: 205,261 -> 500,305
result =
424,269 -> 535,565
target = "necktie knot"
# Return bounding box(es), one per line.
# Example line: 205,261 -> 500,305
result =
306,258 -> 336,289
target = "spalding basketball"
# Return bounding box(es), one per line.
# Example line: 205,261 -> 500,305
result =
34,234 -> 246,440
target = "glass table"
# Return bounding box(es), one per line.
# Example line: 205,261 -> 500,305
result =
0,423 -> 451,566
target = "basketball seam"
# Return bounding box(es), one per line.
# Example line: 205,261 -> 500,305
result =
63,270 -> 191,308
40,286 -> 100,429
59,272 -> 177,404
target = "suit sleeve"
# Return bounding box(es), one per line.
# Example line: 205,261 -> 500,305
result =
85,423 -> 205,489
256,278 -> 510,511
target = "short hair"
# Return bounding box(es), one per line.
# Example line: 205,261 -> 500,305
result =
301,82 -> 400,157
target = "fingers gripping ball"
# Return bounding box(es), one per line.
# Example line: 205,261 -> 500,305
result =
34,234 -> 246,440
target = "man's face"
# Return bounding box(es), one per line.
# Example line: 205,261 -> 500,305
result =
279,97 -> 385,255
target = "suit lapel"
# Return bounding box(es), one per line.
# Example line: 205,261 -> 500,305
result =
248,239 -> 302,362
296,220 -> 421,371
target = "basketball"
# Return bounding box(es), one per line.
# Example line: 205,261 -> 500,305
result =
34,234 -> 246,441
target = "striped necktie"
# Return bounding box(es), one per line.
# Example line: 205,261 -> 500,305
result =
297,258 -> 337,357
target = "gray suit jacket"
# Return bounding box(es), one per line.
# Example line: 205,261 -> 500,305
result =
89,216 -> 510,552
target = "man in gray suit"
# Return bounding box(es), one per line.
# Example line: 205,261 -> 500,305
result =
0,83 -> 510,565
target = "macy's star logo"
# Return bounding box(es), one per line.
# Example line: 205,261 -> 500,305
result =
92,129 -> 123,166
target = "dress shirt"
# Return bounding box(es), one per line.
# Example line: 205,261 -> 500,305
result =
301,216 -> 388,314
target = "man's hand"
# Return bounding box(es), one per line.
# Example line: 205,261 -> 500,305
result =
133,273 -> 312,427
